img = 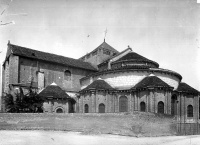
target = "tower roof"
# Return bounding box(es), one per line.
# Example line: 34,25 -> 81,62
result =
79,41 -> 119,59
39,84 -> 71,99
96,41 -> 119,53
176,82 -> 199,95
132,76 -> 173,90
81,79 -> 114,91
115,52 -> 159,68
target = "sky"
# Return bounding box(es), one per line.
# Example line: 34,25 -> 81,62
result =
0,0 -> 200,90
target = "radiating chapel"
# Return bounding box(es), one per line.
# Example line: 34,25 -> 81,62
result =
1,40 -> 200,122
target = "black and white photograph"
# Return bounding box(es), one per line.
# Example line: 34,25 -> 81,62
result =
0,0 -> 200,144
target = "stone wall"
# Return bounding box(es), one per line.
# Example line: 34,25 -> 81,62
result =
177,93 -> 199,124
19,57 -> 93,92
43,99 -> 69,113
79,89 -> 173,115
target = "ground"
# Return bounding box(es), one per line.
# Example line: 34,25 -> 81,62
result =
0,130 -> 200,145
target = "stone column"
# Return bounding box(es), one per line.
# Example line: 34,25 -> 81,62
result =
153,90 -> 156,113
167,91 -> 172,115
194,95 -> 199,123
115,93 -> 119,113
128,92 -> 132,112
91,91 -> 96,113
106,91 -> 108,113
164,90 -> 167,114
137,91 -> 140,111
133,92 -> 137,111
177,93 -> 181,122
148,88 -> 154,113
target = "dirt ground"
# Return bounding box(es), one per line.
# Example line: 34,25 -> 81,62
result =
0,130 -> 199,145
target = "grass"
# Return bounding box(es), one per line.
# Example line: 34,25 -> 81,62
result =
0,112 -> 177,137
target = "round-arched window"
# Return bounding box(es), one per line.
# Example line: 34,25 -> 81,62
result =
56,108 -> 64,113
99,103 -> 105,113
85,104 -> 89,113
64,70 -> 71,81
140,102 -> 146,112
187,105 -> 193,117
119,96 -> 128,112
158,101 -> 164,114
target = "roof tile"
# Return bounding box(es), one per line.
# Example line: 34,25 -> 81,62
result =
132,76 -> 173,89
8,44 -> 97,71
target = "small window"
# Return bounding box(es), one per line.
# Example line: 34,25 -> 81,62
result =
187,105 -> 193,117
64,70 -> 71,81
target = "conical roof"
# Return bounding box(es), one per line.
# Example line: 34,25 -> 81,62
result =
39,83 -> 71,99
115,52 -> 159,68
132,76 -> 173,89
176,82 -> 199,95
82,79 -> 114,91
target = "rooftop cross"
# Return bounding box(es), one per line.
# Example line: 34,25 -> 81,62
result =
104,28 -> 107,42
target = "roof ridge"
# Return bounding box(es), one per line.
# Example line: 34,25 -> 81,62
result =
8,43 -> 97,71
9,43 -> 85,62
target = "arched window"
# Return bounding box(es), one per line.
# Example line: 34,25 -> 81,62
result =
158,101 -> 164,114
171,94 -> 177,115
119,96 -> 128,112
64,70 -> 71,81
187,105 -> 193,117
56,108 -> 64,113
99,103 -> 105,113
140,102 -> 146,112
84,104 -> 89,113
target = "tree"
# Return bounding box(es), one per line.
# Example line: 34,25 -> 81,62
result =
4,87 -> 44,113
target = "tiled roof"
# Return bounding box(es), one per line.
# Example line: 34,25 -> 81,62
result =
98,47 -> 131,67
38,84 -> 71,99
176,82 -> 199,94
132,76 -> 173,89
115,52 -> 159,68
80,41 -> 119,59
97,41 -> 119,53
81,79 -> 114,91
7,43 -> 97,71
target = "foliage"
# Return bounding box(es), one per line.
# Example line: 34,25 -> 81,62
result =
5,87 -> 44,113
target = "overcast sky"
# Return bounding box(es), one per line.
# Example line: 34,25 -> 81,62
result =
0,0 -> 200,90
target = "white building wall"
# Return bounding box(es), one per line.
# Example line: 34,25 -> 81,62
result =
81,70 -> 180,90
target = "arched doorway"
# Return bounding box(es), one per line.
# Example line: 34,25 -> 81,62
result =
84,104 -> 89,113
56,108 -> 64,113
158,101 -> 164,114
140,102 -> 146,112
171,94 -> 177,115
119,96 -> 128,112
99,103 -> 105,113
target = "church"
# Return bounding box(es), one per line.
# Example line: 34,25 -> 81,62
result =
1,40 -> 200,123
